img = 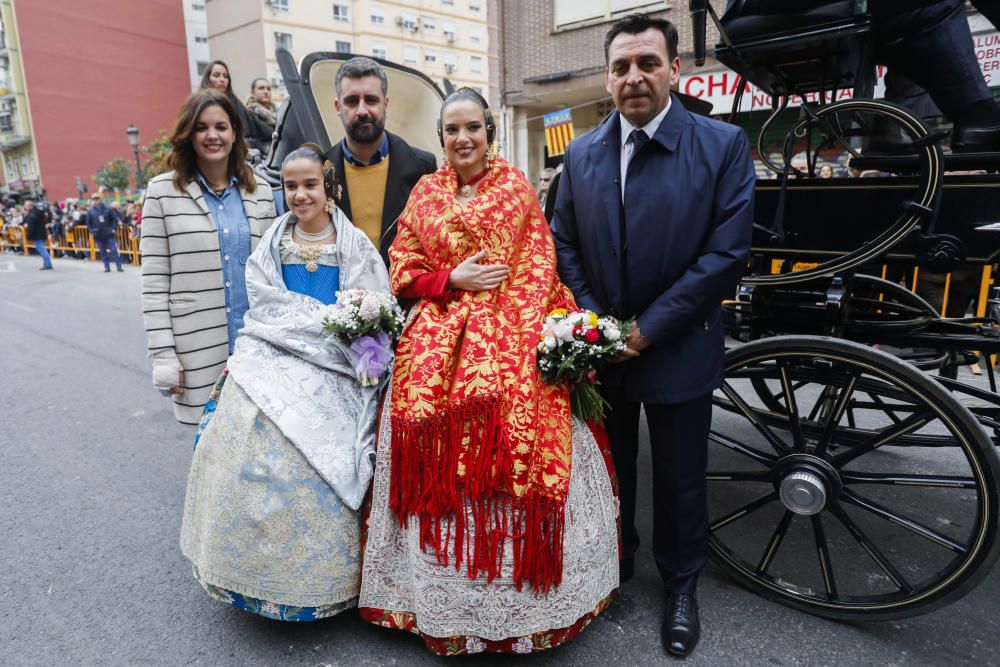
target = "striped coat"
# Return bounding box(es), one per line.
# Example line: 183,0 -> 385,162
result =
140,172 -> 275,425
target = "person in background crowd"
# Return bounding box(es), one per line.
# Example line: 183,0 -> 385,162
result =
552,14 -> 755,657
819,164 -> 834,178
359,88 -> 619,656
47,210 -> 65,257
245,77 -> 277,156
24,200 -> 52,270
323,56 -> 436,266
86,193 -> 123,273
199,60 -> 260,153
537,166 -> 556,210
140,87 -> 274,426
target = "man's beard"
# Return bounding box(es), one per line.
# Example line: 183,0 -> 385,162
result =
345,116 -> 385,143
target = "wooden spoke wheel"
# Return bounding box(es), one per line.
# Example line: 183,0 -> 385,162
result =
710,336 -> 1000,620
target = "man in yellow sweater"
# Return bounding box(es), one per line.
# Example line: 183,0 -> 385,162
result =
325,57 -> 437,266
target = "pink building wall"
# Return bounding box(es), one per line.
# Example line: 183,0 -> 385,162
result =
15,0 -> 191,199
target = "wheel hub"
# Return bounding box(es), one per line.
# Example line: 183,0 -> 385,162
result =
779,471 -> 827,515
774,454 -> 842,516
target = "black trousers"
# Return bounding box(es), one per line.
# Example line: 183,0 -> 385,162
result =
602,386 -> 713,594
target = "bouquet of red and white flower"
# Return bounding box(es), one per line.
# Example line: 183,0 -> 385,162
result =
322,289 -> 404,386
537,308 -> 628,422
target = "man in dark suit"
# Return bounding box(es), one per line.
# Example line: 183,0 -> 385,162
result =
324,57 -> 436,266
551,14 -> 755,658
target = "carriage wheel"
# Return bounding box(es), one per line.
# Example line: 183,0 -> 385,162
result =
710,336 -> 1000,620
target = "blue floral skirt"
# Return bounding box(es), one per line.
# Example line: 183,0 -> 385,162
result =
185,370 -> 360,622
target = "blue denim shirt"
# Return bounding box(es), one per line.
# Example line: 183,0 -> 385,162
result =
198,174 -> 251,354
341,133 -> 390,166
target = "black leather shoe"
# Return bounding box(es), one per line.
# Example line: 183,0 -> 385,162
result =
620,558 -> 634,583
952,121 -> 1000,153
662,593 -> 700,658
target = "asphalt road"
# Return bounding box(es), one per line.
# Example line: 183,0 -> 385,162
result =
2,252 -> 998,666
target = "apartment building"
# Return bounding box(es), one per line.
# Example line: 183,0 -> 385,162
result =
206,0 -> 491,104
0,0 -> 191,200
0,0 -> 36,197
183,0 -> 211,89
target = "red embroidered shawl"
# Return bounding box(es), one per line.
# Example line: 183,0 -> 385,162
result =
388,157 -> 575,592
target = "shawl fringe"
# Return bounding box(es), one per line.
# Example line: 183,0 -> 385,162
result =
389,397 -> 565,593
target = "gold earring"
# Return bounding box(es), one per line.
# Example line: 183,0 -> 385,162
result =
441,148 -> 449,166
486,141 -> 498,163
325,197 -> 336,214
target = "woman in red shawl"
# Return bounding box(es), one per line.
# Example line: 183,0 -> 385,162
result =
359,89 -> 620,655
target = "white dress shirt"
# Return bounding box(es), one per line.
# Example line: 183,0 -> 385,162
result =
620,96 -> 672,199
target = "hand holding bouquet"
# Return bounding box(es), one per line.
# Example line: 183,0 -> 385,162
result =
537,308 -> 628,422
322,289 -> 405,386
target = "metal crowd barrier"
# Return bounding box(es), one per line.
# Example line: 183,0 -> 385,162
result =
0,224 -> 140,265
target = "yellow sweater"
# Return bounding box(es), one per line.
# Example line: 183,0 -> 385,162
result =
343,158 -> 389,248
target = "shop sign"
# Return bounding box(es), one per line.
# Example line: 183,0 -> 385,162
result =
681,30 -> 1000,114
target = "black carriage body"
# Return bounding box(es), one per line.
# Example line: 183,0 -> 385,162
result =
688,0 -> 1000,622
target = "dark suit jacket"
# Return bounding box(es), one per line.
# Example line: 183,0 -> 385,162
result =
551,97 -> 755,404
325,131 -> 436,266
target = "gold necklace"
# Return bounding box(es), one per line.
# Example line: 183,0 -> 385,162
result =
296,243 -> 323,272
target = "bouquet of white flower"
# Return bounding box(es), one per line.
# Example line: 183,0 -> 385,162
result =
322,289 -> 405,386
537,308 -> 628,422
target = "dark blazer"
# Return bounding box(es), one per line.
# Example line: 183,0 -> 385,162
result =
551,96 -> 755,404
325,131 -> 436,265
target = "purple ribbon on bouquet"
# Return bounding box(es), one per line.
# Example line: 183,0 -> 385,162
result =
350,331 -> 393,385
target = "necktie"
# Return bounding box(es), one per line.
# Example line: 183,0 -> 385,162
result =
630,128 -> 649,153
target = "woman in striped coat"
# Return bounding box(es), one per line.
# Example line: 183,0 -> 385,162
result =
141,88 -> 275,425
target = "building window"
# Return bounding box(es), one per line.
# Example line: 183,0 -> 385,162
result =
275,32 -> 292,51
425,52 -> 437,63
370,7 -> 385,24
470,56 -> 483,73
333,4 -> 349,21
442,0 -> 454,5
191,2 -> 205,10
404,45 -> 418,64
372,44 -> 388,59
469,1 -> 481,10
470,27 -> 482,43
196,61 -> 209,75
336,41 -> 351,54
0,114 -> 11,133
554,0 -> 665,28
269,0 -> 289,10
443,21 -> 457,42
423,18 -> 436,31
195,36 -> 208,44
444,53 -> 457,73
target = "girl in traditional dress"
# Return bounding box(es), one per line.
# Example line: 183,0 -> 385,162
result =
359,89 -> 620,654
180,145 -> 391,621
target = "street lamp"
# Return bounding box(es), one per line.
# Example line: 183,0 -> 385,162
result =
126,123 -> 144,192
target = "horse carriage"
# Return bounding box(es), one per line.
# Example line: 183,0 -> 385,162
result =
691,0 -> 1000,620
261,7 -> 1000,621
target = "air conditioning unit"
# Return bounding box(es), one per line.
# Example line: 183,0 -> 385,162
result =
444,31 -> 455,42
395,16 -> 404,25
444,64 -> 456,73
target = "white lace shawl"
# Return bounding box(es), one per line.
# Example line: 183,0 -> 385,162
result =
227,209 -> 391,509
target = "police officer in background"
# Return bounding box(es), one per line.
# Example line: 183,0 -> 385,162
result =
85,192 -> 123,273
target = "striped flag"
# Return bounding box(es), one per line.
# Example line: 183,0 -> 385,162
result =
543,109 -> 575,157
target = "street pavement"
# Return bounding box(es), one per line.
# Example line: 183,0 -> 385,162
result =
2,252 -> 998,666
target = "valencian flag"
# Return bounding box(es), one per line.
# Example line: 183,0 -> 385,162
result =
543,109 -> 575,157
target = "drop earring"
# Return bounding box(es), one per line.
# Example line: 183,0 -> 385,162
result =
441,148 -> 450,166
325,197 -> 337,215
